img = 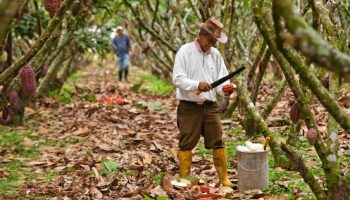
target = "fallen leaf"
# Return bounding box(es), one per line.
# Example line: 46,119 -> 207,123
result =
90,186 -> 103,199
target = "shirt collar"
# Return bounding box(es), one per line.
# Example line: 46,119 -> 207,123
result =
194,39 -> 212,54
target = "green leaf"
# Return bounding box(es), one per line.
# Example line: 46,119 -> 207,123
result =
144,195 -> 154,200
130,82 -> 143,92
102,160 -> 118,172
156,196 -> 167,200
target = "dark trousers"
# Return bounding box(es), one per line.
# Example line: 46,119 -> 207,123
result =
177,100 -> 224,150
118,68 -> 128,81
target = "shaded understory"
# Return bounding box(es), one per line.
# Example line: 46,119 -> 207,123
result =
0,59 -> 350,199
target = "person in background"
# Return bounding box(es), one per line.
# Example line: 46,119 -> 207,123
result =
172,18 -> 236,187
112,26 -> 132,81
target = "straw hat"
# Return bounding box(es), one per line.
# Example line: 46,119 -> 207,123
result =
200,18 -> 227,43
116,26 -> 123,31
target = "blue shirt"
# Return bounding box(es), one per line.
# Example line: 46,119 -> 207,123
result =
112,35 -> 131,58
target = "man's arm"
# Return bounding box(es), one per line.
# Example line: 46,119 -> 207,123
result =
172,50 -> 200,91
111,37 -> 117,52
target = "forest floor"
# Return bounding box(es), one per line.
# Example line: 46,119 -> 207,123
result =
1,58 -> 350,200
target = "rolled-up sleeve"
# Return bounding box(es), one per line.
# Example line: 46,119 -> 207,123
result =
172,50 -> 199,91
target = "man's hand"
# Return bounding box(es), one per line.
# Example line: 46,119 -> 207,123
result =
222,84 -> 236,96
198,82 -> 212,92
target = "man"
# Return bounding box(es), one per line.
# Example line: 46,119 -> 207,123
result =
173,18 -> 235,187
112,26 -> 132,81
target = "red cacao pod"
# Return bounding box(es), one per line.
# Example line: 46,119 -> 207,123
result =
71,2 -> 81,16
141,42 -> 150,54
20,64 -> 37,96
222,84 -> 234,94
45,0 -> 61,17
321,75 -> 329,90
289,101 -> 300,124
162,68 -> 170,79
306,128 -> 318,145
9,91 -> 21,112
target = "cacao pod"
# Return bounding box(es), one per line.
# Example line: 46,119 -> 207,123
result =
162,12 -> 170,21
20,64 -> 37,96
162,68 -> 170,79
321,75 -> 329,90
40,64 -> 48,77
141,42 -> 150,54
219,99 -> 227,112
223,84 -> 234,95
247,78 -> 254,91
0,63 -> 9,73
306,128 -> 318,145
9,91 -> 21,112
71,2 -> 81,16
45,0 -> 61,17
2,105 -> 14,124
289,101 -> 300,124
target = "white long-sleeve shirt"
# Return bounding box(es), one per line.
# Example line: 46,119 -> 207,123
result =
172,40 -> 229,102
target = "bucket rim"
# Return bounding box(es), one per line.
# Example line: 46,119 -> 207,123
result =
236,150 -> 268,154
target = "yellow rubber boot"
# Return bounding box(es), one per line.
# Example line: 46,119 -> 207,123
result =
212,148 -> 234,187
178,150 -> 192,177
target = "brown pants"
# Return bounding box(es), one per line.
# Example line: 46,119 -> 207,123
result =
177,100 -> 224,150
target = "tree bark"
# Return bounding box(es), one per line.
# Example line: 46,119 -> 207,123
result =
0,1 -> 20,48
272,0 -> 350,78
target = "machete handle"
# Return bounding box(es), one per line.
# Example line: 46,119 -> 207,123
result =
263,137 -> 271,150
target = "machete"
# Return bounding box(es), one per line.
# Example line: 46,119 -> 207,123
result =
195,66 -> 246,95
